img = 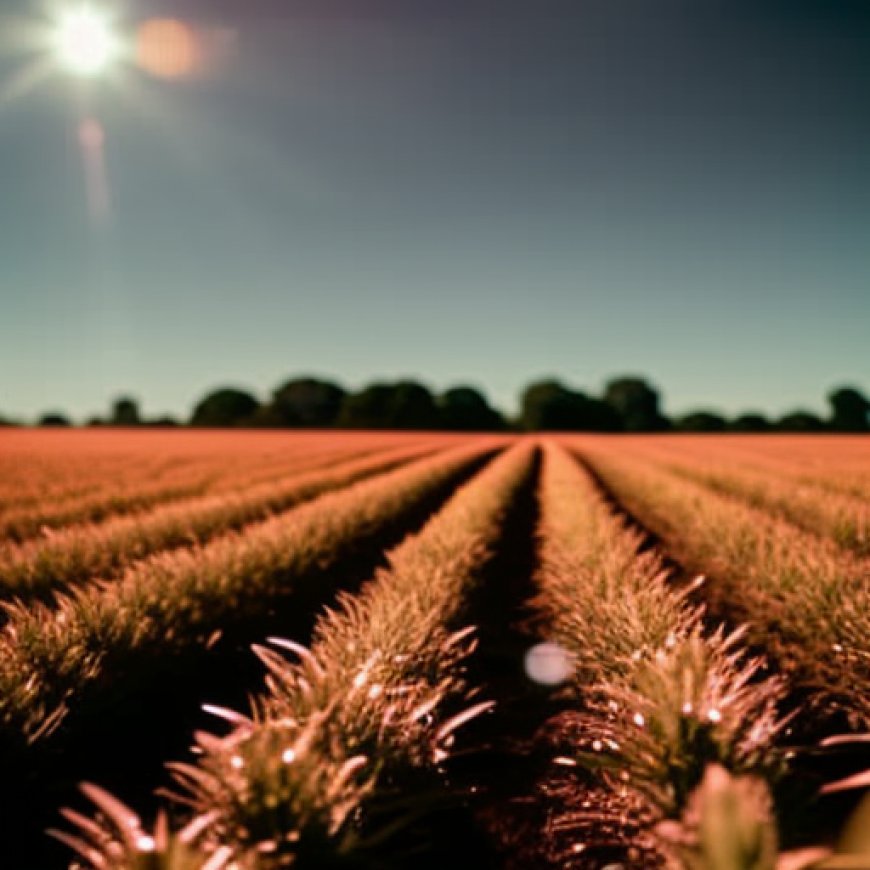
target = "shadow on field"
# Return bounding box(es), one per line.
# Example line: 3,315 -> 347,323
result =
4,452 -> 494,870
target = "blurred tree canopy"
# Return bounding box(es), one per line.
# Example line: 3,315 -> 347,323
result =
676,411 -> 729,432
519,380 -> 621,431
147,416 -> 180,428
338,381 -> 439,430
603,376 -> 669,432
729,413 -> 772,433
190,388 -> 260,427
110,396 -> 141,426
776,410 -> 825,432
265,377 -> 347,428
828,386 -> 870,432
23,376 -> 870,432
438,386 -> 505,431
38,412 -> 71,427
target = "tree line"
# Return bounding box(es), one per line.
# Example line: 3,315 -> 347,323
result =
7,376 -> 869,432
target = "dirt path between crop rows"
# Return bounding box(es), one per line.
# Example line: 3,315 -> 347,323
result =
452,449 -> 663,868
447,447 -> 560,866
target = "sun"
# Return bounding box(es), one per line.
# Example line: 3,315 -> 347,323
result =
53,6 -> 121,77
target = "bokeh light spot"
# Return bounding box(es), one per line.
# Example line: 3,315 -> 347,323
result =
524,642 -> 574,686
135,19 -> 198,79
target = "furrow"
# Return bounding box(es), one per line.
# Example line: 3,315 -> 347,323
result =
0,441 -> 446,603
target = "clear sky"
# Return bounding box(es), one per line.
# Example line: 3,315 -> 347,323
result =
2,0 -> 868,422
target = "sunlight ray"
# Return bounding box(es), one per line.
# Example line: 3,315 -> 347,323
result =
0,55 -> 54,108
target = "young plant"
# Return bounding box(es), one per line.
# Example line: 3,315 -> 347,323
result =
49,783 -> 237,870
656,764 -> 778,870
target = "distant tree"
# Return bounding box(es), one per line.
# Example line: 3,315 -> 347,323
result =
338,381 -> 440,430
676,411 -> 728,432
337,384 -> 393,429
519,380 -> 578,431
519,379 -> 621,431
438,386 -> 505,431
190,388 -> 260,427
269,377 -> 347,428
246,406 -> 286,428
389,381 -> 440,429
110,396 -> 141,426
828,386 -> 870,432
582,397 -> 624,432
85,416 -> 105,427
38,412 -> 71,427
777,410 -> 825,432
145,416 -> 180,428
729,413 -> 772,433
603,376 -> 669,431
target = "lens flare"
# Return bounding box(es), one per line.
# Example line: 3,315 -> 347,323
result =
135,19 -> 198,80
524,642 -> 574,686
78,117 -> 111,223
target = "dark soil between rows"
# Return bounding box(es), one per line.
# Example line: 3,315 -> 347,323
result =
440,445 -> 559,867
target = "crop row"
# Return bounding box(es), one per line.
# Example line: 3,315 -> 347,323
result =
0,441 -> 449,603
662,455 -> 869,557
0,438 -> 411,542
575,441 -> 870,731
0,452 -> 190,511
531,442 -> 785,865
0,430 -> 424,512
634,436 -> 870,504
0,439 -> 497,794
54,442 -> 537,867
0,430 -> 278,508
0,449 -> 364,542
605,438 -> 870,556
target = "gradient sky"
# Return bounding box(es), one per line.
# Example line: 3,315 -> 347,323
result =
2,0 -> 868,422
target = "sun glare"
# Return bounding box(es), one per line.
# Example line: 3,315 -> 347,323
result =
54,7 -> 120,77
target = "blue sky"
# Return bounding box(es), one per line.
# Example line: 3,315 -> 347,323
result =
1,0 -> 868,421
